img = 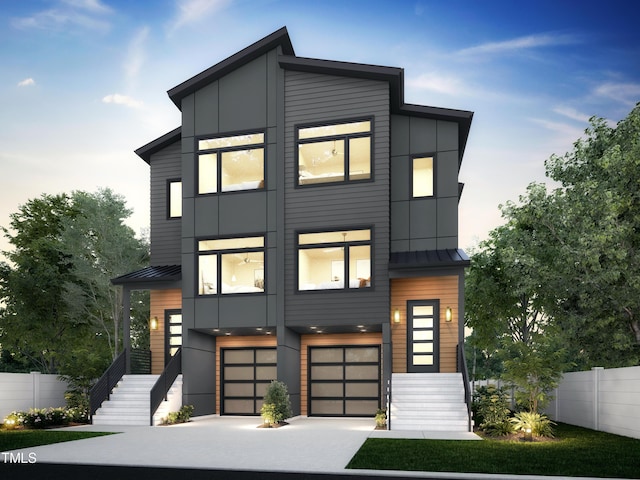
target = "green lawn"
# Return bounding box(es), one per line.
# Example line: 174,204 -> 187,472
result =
347,423 -> 640,478
0,430 -> 116,451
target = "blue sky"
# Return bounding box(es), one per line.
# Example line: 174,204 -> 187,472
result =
1,0 -> 639,257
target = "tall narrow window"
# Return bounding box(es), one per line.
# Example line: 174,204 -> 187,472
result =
298,229 -> 372,291
197,132 -> 265,194
198,236 -> 265,295
412,156 -> 434,197
167,179 -> 182,218
297,120 -> 372,185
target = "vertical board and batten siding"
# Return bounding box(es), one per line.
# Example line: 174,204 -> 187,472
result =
545,366 -> 640,439
150,142 -> 182,266
283,71 -> 390,328
390,276 -> 459,374
300,333 -> 383,416
150,289 -> 182,374
214,335 -> 277,414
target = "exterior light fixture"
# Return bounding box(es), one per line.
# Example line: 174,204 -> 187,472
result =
393,308 -> 400,323
445,307 -> 453,322
524,427 -> 533,442
150,316 -> 158,330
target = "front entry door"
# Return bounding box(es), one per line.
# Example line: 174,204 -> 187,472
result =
164,309 -> 182,366
407,301 -> 439,373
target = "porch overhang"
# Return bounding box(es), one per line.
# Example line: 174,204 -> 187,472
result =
388,249 -> 470,277
111,265 -> 182,290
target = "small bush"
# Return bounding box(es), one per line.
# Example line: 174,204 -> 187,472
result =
2,412 -> 23,430
260,380 -> 292,425
163,405 -> 194,425
473,385 -> 513,435
64,390 -> 90,423
511,411 -> 555,438
375,409 -> 387,428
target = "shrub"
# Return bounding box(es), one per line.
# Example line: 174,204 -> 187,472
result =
163,405 -> 194,425
473,385 -> 513,436
260,380 -> 292,425
510,411 -> 555,438
64,390 -> 90,423
375,408 -> 387,428
2,412 -> 23,430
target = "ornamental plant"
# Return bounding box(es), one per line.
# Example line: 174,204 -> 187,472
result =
510,411 -> 555,438
260,380 -> 292,426
473,385 -> 514,436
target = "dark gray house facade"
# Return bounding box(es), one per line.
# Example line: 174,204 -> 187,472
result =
116,27 -> 473,418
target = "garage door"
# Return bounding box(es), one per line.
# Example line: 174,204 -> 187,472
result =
308,345 -> 380,416
221,347 -> 277,415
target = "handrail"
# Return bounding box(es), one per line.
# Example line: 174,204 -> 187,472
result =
150,347 -> 182,426
457,344 -> 472,432
89,349 -> 127,421
386,341 -> 392,430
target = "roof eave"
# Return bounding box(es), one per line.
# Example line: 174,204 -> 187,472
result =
134,127 -> 181,164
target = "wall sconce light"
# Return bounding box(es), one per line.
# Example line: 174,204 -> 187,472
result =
445,307 -> 453,322
393,308 -> 400,324
150,316 -> 158,330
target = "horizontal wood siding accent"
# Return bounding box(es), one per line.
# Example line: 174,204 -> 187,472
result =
150,142 -> 181,265
150,289 -> 182,374
215,335 -> 277,414
284,71 -> 390,328
390,277 -> 459,373
300,333 -> 382,415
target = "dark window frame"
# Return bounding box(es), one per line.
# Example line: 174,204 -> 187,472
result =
196,234 -> 267,297
295,226 -> 374,294
410,153 -> 437,199
407,299 -> 440,373
166,178 -> 182,220
195,129 -> 266,196
295,116 -> 375,188
164,309 -> 182,366
307,345 -> 381,417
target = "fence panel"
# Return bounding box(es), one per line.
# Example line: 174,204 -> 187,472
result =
0,372 -> 68,420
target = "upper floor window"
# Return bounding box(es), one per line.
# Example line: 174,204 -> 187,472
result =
198,132 -> 265,194
297,120 -> 372,186
298,228 -> 371,291
167,179 -> 182,218
198,236 -> 265,295
412,156 -> 434,198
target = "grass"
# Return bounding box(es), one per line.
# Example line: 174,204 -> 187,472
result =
347,423 -> 640,478
0,429 -> 116,451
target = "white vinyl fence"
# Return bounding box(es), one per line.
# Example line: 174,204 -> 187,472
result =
545,366 -> 640,440
0,372 -> 69,420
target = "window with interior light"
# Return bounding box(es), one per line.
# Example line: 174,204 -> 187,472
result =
198,236 -> 265,295
297,119 -> 372,186
412,156 -> 435,198
197,132 -> 265,194
167,179 -> 182,218
297,228 -> 372,291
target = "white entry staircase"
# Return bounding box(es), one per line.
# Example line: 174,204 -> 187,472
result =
389,372 -> 470,431
92,374 -> 183,426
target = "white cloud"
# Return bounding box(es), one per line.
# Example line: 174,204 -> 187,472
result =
407,73 -> 468,96
168,0 -> 231,34
125,26 -> 150,87
12,0 -> 112,32
458,33 -> 579,56
553,106 -> 591,123
17,78 -> 36,87
593,81 -> 640,107
102,94 -> 143,108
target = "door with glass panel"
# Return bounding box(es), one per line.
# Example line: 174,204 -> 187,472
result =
407,301 -> 439,373
164,309 -> 182,366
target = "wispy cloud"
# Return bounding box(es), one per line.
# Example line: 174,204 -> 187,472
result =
168,0 -> 231,34
407,73 -> 468,96
124,26 -> 150,88
102,94 -> 143,109
530,117 -> 585,143
12,0 -> 112,32
458,33 -> 580,56
593,81 -> 640,107
17,78 -> 36,87
553,106 -> 591,123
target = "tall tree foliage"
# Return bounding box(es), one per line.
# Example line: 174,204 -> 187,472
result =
0,189 -> 149,375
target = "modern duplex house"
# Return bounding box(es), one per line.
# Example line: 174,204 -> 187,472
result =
97,27 -> 473,430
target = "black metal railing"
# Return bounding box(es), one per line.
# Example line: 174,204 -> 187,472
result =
130,348 -> 152,374
89,349 -> 127,421
457,344 -> 473,432
150,347 -> 182,426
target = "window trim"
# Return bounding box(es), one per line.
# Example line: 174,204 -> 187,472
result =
195,129 -> 266,196
295,117 -> 374,188
196,234 -> 267,297
166,178 -> 182,220
295,226 -> 374,293
410,153 -> 437,199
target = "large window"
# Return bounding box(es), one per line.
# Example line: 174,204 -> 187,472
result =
297,120 -> 371,186
412,156 -> 434,198
197,132 -> 265,194
298,229 -> 371,291
167,179 -> 182,218
198,236 -> 265,295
